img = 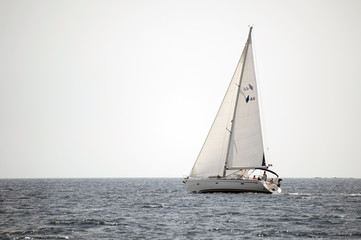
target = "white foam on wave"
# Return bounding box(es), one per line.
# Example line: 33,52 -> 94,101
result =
25,235 -> 70,239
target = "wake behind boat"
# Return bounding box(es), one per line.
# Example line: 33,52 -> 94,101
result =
184,27 -> 281,194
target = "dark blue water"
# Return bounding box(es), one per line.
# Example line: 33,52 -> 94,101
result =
0,178 -> 360,239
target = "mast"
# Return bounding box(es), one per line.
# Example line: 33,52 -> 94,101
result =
222,26 -> 253,177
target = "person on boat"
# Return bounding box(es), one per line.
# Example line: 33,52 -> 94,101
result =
269,178 -> 274,184
252,175 -> 257,180
276,178 -> 282,187
261,171 -> 267,181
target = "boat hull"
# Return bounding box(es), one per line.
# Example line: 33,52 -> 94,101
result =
185,178 -> 281,194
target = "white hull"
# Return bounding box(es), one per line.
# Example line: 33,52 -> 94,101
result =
185,178 -> 281,194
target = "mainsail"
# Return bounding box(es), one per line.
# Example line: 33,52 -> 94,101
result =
190,27 -> 265,178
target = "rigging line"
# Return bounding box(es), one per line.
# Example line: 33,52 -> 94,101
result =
225,169 -> 241,178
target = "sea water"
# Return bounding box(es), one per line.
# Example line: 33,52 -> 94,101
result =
0,178 -> 360,239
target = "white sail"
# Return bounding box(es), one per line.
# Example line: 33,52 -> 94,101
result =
190,27 -> 265,178
226,36 -> 265,169
189,46 -> 247,178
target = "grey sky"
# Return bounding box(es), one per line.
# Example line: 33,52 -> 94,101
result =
1,0 -> 360,178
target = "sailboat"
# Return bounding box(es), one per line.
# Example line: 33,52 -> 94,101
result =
184,27 -> 281,193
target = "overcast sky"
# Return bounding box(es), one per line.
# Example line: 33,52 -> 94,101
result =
1,0 -> 360,178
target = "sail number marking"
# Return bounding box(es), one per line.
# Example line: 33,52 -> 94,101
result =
246,95 -> 256,103
243,84 -> 254,92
